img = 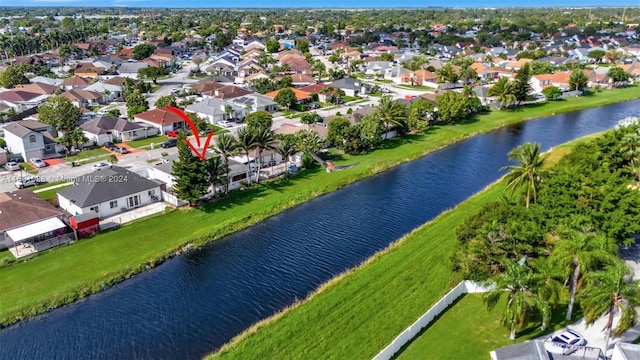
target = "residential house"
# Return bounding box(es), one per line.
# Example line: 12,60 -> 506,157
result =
275,122 -> 328,139
365,61 -> 393,76
288,73 -> 317,87
279,39 -> 296,50
469,62 -> 499,81
264,87 -> 312,106
134,107 -> 187,135
0,189 -> 66,253
388,66 -> 413,83
186,98 -> 237,124
14,83 -> 60,95
329,77 -> 367,97
73,62 -> 105,77
297,83 -> 335,103
206,85 -> 253,100
29,76 -> 64,86
81,116 -> 154,145
57,167 -> 162,219
190,80 -> 225,94
398,69 -> 438,87
0,90 -> 50,113
2,120 -> 60,160
83,82 -> 123,102
229,94 -> 278,113
620,62 -> 640,80
150,48 -> 178,66
530,71 -> 573,94
62,89 -> 105,108
104,76 -> 127,87
61,76 -> 91,90
117,62 -> 149,79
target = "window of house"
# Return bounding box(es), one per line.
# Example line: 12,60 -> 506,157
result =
127,195 -> 140,207
148,189 -> 155,196
109,200 -> 118,209
28,134 -> 36,143
90,206 -> 99,213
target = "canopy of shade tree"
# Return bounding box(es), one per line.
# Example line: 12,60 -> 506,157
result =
452,123 -> 640,340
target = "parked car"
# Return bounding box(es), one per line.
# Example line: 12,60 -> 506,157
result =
91,162 -> 112,171
15,176 -> 45,189
29,158 -> 47,168
161,139 -> 178,148
167,130 -> 180,138
103,142 -> 117,151
5,161 -> 20,171
218,121 -> 233,128
114,146 -> 129,154
545,329 -> 586,355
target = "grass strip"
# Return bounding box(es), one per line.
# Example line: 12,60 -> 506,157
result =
0,87 -> 638,330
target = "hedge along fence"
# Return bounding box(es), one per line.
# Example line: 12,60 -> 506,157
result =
372,281 -> 490,360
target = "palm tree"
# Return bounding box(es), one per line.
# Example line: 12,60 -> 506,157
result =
204,156 -> 228,198
488,77 -> 516,110
484,258 -> 549,340
501,142 -> 549,208
619,132 -> 640,164
569,69 -> 589,92
375,96 -> 406,140
235,126 -> 257,186
550,228 -> 618,321
252,127 -> 277,183
530,258 -> 563,331
274,135 -> 298,175
579,260 -> 639,351
213,133 -> 237,193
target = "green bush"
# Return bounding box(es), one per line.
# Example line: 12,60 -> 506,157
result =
0,255 -> 15,268
301,154 -> 317,169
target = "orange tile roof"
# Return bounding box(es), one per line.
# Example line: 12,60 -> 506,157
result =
134,107 -> 185,125
264,87 -> 312,101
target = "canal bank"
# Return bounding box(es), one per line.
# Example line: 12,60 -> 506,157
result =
1,89 -> 639,359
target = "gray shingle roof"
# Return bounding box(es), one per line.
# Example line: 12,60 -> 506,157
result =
81,116 -> 145,135
330,77 -> 361,90
3,122 -> 34,138
57,167 -> 159,208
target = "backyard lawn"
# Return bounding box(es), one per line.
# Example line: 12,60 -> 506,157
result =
396,294 -> 578,360
1,86 -> 638,332
125,135 -> 170,149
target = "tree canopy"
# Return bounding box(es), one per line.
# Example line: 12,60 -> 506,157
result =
132,43 -> 156,60
38,95 -> 81,131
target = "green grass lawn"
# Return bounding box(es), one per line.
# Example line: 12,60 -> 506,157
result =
1,86 -> 638,331
396,294 -> 579,360
63,148 -> 110,163
125,135 -> 170,149
396,84 -> 434,90
35,184 -> 73,200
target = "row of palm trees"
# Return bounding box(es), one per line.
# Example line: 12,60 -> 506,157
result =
208,126 -> 301,192
0,27 -> 99,60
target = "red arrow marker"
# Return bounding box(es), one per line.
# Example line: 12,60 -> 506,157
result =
165,106 -> 214,161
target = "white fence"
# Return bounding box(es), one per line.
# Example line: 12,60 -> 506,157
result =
162,190 -> 188,207
372,281 -> 489,360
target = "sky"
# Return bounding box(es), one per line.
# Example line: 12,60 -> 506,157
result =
6,0 -> 640,8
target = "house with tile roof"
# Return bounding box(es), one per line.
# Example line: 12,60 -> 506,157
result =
0,90 -> 50,112
62,89 -> 105,108
14,82 -> 60,95
205,85 -> 253,100
61,76 -> 91,90
57,166 -> 162,219
134,107 -> 187,135
0,189 -> 66,253
264,87 -> 313,104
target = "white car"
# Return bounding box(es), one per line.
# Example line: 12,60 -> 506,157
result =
30,158 -> 47,168
5,161 -> 20,171
218,121 -> 233,128
91,162 -> 112,171
15,176 -> 43,189
545,329 -> 587,355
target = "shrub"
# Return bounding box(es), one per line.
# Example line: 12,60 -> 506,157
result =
301,154 -> 317,169
346,108 -> 353,114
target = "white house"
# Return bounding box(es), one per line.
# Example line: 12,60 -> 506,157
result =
80,116 -> 156,145
57,167 -> 162,219
185,98 -> 233,124
2,120 -> 60,160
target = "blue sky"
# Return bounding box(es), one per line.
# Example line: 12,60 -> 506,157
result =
9,1 -> 640,8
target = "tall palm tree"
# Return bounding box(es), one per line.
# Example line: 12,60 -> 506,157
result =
484,258 -> 549,340
252,127 -> 277,183
550,228 -> 618,321
619,132 -> 640,164
579,260 -> 639,351
274,135 -> 298,175
204,156 -> 228,198
375,96 -> 406,140
235,126 -> 257,186
530,258 -> 563,331
213,133 -> 237,193
488,77 -> 516,110
501,142 -> 549,208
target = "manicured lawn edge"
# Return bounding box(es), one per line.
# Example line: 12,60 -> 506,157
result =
0,87 -> 637,330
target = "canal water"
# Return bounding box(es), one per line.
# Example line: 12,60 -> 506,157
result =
2,100 -> 639,360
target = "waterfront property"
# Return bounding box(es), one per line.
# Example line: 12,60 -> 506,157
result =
56,167 -> 163,219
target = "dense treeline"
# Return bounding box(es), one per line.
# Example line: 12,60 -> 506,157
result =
451,122 -> 640,341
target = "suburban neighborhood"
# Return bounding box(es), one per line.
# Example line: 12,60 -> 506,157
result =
0,6 -> 639,360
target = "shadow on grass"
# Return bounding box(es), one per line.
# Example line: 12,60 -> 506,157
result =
197,167 -> 323,213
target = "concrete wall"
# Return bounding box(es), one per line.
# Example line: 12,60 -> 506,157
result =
372,281 -> 490,360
